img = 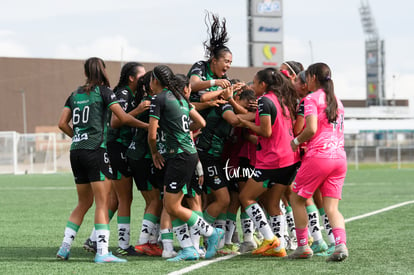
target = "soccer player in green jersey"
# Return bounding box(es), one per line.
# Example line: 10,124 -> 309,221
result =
148,65 -> 224,261
188,12 -> 247,116
107,62 -> 148,256
195,86 -> 241,253
83,62 -> 148,256
126,71 -> 165,257
56,57 -> 147,263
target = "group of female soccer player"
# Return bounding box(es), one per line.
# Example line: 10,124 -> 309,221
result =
56,13 -> 348,263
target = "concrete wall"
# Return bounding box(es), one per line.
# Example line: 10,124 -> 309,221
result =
0,57 -> 259,133
2,57 -> 407,133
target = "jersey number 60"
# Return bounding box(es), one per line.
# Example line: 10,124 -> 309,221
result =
73,106 -> 90,125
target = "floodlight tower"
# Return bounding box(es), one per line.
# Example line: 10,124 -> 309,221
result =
359,0 -> 386,106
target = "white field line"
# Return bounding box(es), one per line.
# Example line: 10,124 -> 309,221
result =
344,182 -> 398,186
168,200 -> 414,275
168,255 -> 238,275
344,200 -> 414,223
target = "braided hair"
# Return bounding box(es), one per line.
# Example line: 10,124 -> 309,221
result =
256,68 -> 298,121
113,62 -> 144,93
152,65 -> 190,106
306,63 -> 338,123
83,57 -> 110,93
203,11 -> 232,61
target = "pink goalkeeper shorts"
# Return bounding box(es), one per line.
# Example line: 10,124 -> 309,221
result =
292,157 -> 347,199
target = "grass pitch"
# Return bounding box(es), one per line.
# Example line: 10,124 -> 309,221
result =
0,166 -> 413,274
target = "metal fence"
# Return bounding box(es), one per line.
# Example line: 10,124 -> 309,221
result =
2,130 -> 414,174
345,130 -> 414,169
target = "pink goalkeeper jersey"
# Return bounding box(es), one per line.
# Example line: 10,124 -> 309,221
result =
255,91 -> 299,169
303,89 -> 346,159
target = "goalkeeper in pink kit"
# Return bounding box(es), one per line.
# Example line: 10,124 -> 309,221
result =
289,62 -> 348,262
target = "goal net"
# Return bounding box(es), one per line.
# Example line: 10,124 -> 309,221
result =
0,131 -> 57,174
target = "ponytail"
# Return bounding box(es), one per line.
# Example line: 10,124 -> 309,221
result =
203,11 -> 232,61
135,70 -> 152,105
152,65 -> 190,106
113,62 -> 143,93
83,57 -> 110,93
256,68 -> 298,121
306,63 -> 337,123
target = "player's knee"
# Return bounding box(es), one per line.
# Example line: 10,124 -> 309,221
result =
164,201 -> 180,217
78,197 -> 94,210
239,191 -> 250,208
323,204 -> 339,217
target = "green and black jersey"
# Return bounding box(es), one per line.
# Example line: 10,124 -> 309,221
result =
196,103 -> 234,158
187,60 -> 229,103
64,85 -> 118,151
296,92 -> 312,118
107,86 -> 137,147
149,89 -> 196,159
126,95 -> 168,160
126,95 -> 150,160
258,95 -> 277,125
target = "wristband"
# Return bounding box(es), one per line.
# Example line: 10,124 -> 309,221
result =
195,160 -> 203,176
293,137 -> 300,145
210,79 -> 215,87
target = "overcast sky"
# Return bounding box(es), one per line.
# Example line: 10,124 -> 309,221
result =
1,0 -> 413,101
